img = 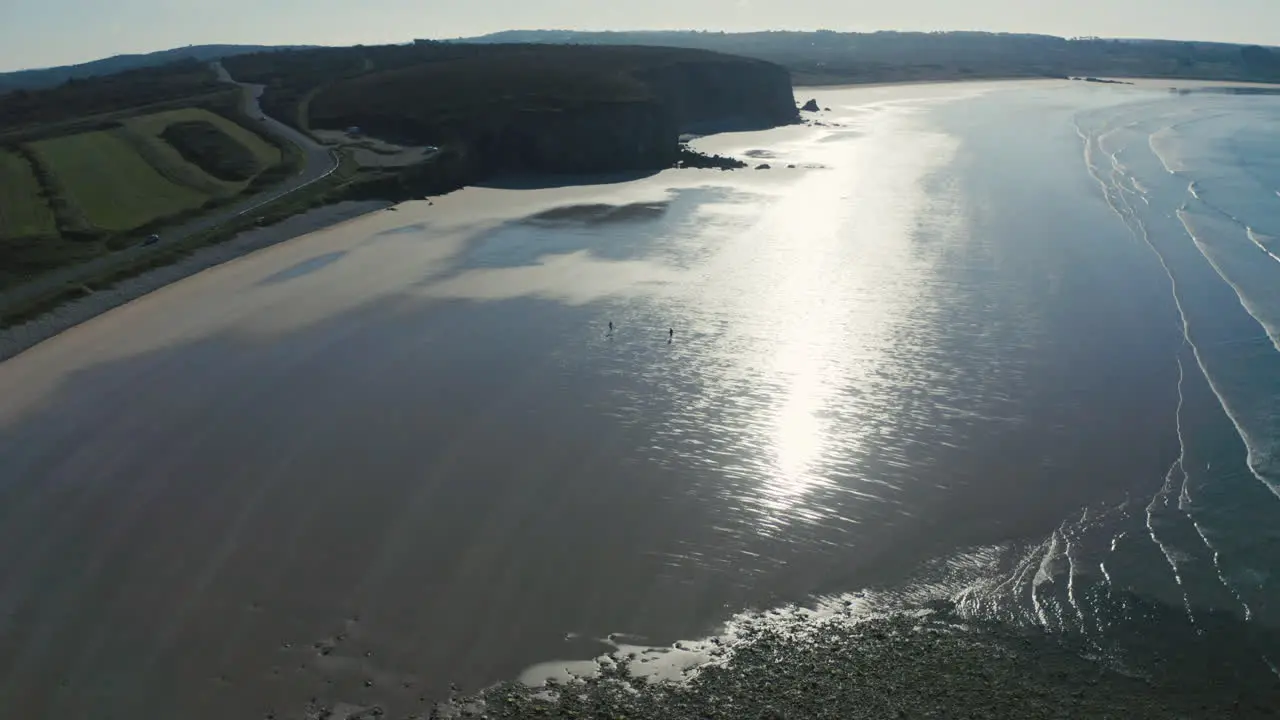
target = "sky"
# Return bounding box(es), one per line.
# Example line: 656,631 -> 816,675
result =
2,0 -> 1279,72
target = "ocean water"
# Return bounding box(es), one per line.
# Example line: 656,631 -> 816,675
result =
864,82 -> 1280,688
3,80 -> 1280,717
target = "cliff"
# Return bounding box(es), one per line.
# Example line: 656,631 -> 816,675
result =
307,44 -> 798,176
631,56 -> 799,135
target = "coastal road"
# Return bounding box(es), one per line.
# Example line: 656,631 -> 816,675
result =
210,60 -> 339,198
0,62 -> 339,321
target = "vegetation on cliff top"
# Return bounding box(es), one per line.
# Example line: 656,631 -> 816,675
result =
0,45 -> 287,95
0,66 -> 288,288
160,120 -> 263,182
461,30 -> 1280,86
224,43 -> 796,177
0,60 -> 224,135
224,43 -> 794,135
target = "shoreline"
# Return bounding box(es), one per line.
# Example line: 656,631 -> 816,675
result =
8,73 -> 1273,367
0,158 -> 770,365
0,200 -> 389,364
796,75 -> 1280,92
426,600 -> 1273,720
3,78 -> 1280,719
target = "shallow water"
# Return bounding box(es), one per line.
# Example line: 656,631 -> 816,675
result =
2,79 -> 1280,718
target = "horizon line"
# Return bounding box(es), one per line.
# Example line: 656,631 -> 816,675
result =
3,27 -> 1277,76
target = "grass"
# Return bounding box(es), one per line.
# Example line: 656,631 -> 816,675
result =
0,85 -> 307,298
160,121 -> 261,181
0,148 -> 362,328
116,123 -> 241,197
127,108 -> 280,169
0,97 -> 299,289
0,60 -> 223,135
29,130 -> 211,233
0,149 -> 57,240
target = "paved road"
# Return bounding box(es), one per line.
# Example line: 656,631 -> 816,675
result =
0,62 -> 339,313
211,61 -> 338,196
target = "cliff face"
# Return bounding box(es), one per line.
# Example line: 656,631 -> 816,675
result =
470,101 -> 679,174
634,58 -> 799,135
310,45 -> 799,175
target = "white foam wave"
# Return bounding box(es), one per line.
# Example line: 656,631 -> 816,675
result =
1149,127 -> 1186,174
1075,118 -> 1280,631
1246,227 -> 1280,265
1081,112 -> 1280,510
1173,208 -> 1280,501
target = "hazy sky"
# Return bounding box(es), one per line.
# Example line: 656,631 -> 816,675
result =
3,0 -> 1277,72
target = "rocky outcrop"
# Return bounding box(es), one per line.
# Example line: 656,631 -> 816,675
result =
801,98 -> 820,112
676,146 -> 746,170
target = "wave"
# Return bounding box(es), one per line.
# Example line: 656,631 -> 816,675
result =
1178,203 -> 1280,357
486,101 -> 1280,715
1247,227 -> 1280,264
1088,101 -> 1280,506
1149,127 -> 1186,174
1056,106 -> 1280,669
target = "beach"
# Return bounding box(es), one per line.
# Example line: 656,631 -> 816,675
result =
0,201 -> 390,364
3,79 -> 1280,718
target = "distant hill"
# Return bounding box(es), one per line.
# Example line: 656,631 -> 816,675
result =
0,45 -> 304,95
453,30 -> 1280,85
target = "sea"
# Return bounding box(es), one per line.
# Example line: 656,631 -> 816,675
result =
2,78 -> 1280,717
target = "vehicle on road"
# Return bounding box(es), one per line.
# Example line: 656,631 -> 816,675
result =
143,234 -> 161,246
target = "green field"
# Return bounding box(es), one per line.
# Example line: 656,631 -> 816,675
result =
128,108 -> 281,168
116,124 -> 240,197
0,150 -> 57,240
30,130 -> 210,232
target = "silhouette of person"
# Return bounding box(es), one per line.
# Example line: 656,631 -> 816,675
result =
668,327 -> 674,343
608,321 -> 614,333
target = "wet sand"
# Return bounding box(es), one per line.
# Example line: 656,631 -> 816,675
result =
0,166 -> 815,719
2,79 -> 1271,719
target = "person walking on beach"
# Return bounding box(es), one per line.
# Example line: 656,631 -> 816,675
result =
608,321 -> 614,334
668,327 -> 674,343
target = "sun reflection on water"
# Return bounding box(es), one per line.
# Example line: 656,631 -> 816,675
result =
667,101 -> 961,531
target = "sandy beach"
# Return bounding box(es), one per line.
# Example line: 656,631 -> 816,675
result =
0,153 -> 814,719
0,201 -> 390,365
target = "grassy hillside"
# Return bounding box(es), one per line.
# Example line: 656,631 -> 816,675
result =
29,131 -> 211,233
0,54 -> 297,291
0,150 -> 57,241
0,45 -> 296,95
128,108 -> 281,169
160,121 -> 262,182
116,123 -> 240,198
0,60 -> 223,135
124,108 -> 282,188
